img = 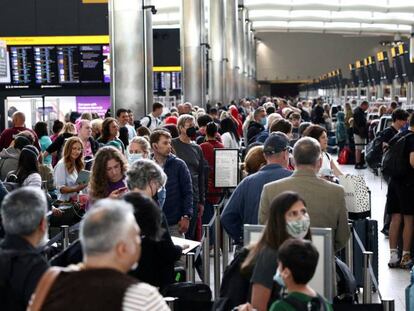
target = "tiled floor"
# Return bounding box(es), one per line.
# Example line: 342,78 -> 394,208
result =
204,164 -> 411,309
339,163 -> 410,310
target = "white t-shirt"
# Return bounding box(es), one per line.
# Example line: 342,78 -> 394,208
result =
22,173 -> 42,188
319,152 -> 333,176
221,132 -> 240,149
140,113 -> 162,131
54,159 -> 79,201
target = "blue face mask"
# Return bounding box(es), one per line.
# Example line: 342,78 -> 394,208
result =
127,152 -> 143,164
260,117 -> 267,126
273,268 -> 285,287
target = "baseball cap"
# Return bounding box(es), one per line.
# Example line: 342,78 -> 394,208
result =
263,132 -> 290,154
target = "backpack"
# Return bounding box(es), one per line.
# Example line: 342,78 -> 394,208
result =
365,132 -> 385,169
214,247 -> 250,311
381,132 -> 414,178
161,282 -> 212,311
334,257 -> 358,304
141,115 -> 152,128
283,293 -> 328,311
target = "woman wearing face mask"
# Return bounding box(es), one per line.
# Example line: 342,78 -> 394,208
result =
127,136 -> 150,164
240,191 -> 311,311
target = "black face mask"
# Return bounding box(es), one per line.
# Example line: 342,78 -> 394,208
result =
186,127 -> 197,138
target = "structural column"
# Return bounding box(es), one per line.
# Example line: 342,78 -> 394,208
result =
108,0 -> 153,117
224,0 -> 237,104
237,6 -> 246,99
181,0 -> 204,106
209,0 -> 224,105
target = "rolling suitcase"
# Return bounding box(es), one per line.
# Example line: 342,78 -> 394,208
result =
352,218 -> 379,288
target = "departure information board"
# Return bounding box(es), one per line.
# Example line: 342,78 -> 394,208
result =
33,46 -> 58,84
10,46 -> 34,84
57,46 -> 80,84
79,45 -> 103,83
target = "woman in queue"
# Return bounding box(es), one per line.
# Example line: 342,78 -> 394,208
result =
89,146 -> 128,202
10,145 -> 42,187
241,191 -> 312,311
54,136 -> 87,202
126,136 -> 151,164
75,119 -> 100,169
303,125 -> 343,178
45,122 -> 77,165
124,159 -> 182,290
97,117 -> 125,153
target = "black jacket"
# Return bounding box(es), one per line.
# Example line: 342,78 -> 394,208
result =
247,121 -> 265,145
0,235 -> 49,311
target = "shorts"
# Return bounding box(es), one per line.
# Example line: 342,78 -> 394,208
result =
353,134 -> 366,150
386,179 -> 414,215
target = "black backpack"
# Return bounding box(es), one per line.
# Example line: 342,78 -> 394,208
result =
283,293 -> 328,311
365,132 -> 385,169
381,132 -> 414,178
161,282 -> 212,311
214,247 -> 251,311
334,257 -> 358,304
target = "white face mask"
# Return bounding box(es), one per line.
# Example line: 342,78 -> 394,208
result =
127,152 -> 143,164
286,214 -> 310,239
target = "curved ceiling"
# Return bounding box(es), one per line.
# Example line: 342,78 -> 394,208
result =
152,0 -> 414,36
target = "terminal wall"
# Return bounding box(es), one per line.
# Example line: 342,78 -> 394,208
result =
256,32 -> 393,82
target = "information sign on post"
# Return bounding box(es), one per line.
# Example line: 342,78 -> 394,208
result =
214,149 -> 239,188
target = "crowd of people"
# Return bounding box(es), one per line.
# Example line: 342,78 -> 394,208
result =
0,95 -> 413,310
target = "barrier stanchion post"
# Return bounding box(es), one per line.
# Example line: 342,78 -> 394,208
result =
61,225 -> 69,250
186,252 -> 195,283
363,251 -> 373,303
345,223 -> 354,274
202,224 -> 210,286
164,297 -> 176,311
214,204 -> 221,297
222,229 -> 229,269
381,298 -> 395,311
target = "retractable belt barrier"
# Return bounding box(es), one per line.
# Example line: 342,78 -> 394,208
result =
351,226 -> 395,309
182,195 -> 228,298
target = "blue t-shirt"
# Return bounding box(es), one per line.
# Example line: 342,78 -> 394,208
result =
39,135 -> 52,165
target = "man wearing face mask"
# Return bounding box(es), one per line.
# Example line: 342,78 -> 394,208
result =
150,130 -> 193,238
247,107 -> 267,145
259,137 -> 350,252
0,187 -> 49,311
172,114 -> 205,240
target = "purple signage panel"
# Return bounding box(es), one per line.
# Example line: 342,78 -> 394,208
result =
102,45 -> 110,83
76,96 -> 110,117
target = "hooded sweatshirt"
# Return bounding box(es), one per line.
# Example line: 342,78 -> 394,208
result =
0,147 -> 20,180
335,111 -> 348,143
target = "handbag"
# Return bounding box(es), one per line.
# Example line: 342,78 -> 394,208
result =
337,146 -> 350,165
338,175 -> 370,214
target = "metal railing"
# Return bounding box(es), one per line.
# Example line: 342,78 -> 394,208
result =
343,222 -> 395,308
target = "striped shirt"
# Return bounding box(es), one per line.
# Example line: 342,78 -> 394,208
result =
123,283 -> 170,311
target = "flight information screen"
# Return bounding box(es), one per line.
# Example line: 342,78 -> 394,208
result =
10,46 -> 34,84
57,46 -> 80,84
33,46 -> 58,84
